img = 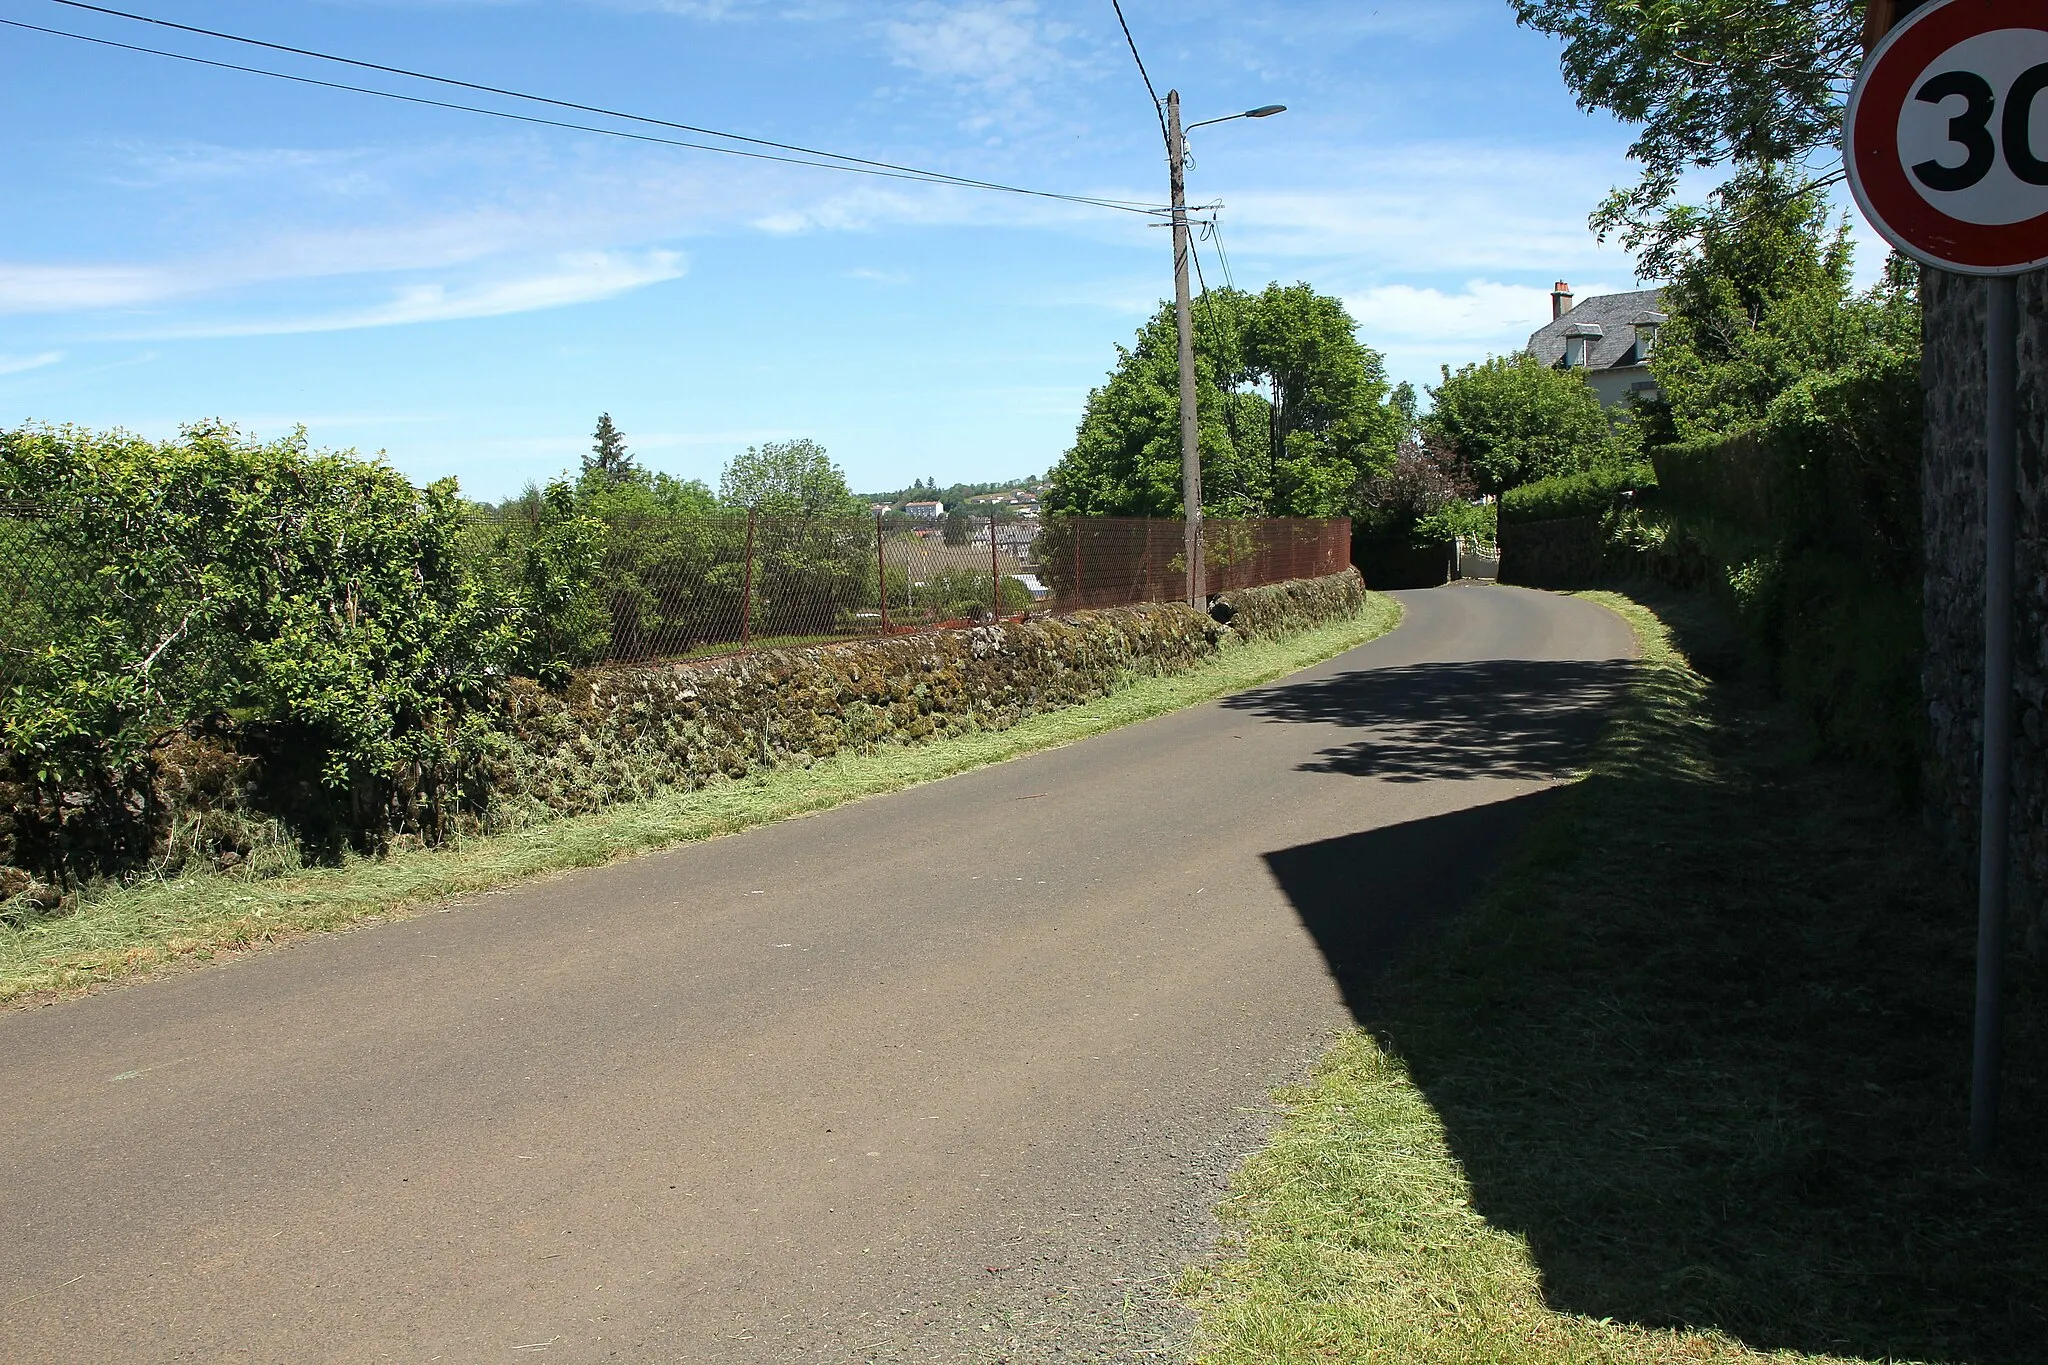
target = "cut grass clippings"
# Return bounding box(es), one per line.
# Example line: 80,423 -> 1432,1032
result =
0,596 -> 1403,1007
1183,588 -> 2046,1365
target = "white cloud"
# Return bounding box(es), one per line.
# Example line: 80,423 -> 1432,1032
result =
1201,143 -> 1642,278
125,250 -> 687,339
886,1 -> 1068,90
1345,280 -> 1630,352
0,349 -> 66,376
0,264 -> 184,314
1241,0 -> 1493,44
596,0 -> 850,19
0,351 -> 66,377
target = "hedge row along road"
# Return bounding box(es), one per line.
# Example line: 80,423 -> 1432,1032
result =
0,585 -> 1636,1362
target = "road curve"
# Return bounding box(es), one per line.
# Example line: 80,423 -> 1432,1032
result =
0,584 -> 1635,1363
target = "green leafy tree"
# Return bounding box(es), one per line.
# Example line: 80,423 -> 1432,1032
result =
584,412 -> 637,484
1423,353 -> 1616,494
1647,165 -> 1919,443
492,481 -> 609,677
714,440 -> 869,636
911,566 -> 1032,620
0,423 -> 530,857
942,511 -> 971,547
1240,282 -> 1404,515
1046,283 -> 1399,519
1046,302 -> 1249,518
1389,381 -> 1419,437
1510,0 -> 1865,249
718,439 -> 861,517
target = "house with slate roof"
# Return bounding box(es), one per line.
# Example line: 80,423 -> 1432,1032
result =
1525,281 -> 1667,410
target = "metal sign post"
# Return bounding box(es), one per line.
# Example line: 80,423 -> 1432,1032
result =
1845,0 -> 2048,1160
1975,274 -> 2016,1160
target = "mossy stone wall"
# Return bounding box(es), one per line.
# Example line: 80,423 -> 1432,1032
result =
477,570 -> 1367,826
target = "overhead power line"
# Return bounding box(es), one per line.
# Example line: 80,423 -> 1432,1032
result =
1207,214 -> 1242,295
1108,0 -> 1170,143
9,2 -> 1166,215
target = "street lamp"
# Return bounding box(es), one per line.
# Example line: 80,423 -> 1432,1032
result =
1163,95 -> 1284,606
1186,105 -> 1287,132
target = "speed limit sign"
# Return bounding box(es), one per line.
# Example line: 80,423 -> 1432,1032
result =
1847,0 -> 2048,274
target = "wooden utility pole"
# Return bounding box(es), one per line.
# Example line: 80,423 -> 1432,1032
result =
1166,90 -> 1203,607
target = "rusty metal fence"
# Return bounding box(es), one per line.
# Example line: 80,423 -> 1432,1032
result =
463,510 -> 1046,665
0,505 -> 1351,685
1033,516 -> 1351,612
561,512 -> 1349,664
465,511 -> 1350,666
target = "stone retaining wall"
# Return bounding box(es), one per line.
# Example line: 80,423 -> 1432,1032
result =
478,570 -> 1369,827
1922,269 -> 2048,956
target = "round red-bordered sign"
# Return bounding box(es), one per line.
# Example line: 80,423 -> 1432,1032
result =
1847,0 -> 2048,275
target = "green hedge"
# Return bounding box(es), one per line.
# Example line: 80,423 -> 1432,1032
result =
1499,462 -> 1655,525
1650,433 -> 1774,526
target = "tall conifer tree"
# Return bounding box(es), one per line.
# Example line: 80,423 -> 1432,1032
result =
585,413 -> 636,483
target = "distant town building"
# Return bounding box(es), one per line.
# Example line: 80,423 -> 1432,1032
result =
902,500 -> 945,519
1525,280 -> 1666,409
972,520 -> 1041,562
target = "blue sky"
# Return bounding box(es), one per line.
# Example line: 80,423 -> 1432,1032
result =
0,1 -> 1816,499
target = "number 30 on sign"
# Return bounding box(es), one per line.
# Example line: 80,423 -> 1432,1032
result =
1848,0 -> 2048,275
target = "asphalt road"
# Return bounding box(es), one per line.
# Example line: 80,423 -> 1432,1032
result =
0,584 -> 1636,1364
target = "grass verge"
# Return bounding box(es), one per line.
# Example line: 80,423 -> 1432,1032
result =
1183,588 -> 2045,1365
1,596 -> 1402,1007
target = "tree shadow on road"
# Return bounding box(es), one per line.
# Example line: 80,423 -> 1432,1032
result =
1224,658 -> 1635,783
1253,628 -> 2048,1362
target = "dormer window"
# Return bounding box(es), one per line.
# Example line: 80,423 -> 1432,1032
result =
1562,322 -> 1604,369
1631,311 -> 1668,363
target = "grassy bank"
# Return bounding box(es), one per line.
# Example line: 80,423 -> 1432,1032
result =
1,596 -> 1401,1006
1184,590 -> 2045,1364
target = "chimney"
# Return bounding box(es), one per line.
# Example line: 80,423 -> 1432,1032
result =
1551,281 -> 1574,320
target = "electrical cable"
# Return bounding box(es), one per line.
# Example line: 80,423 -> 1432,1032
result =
1192,216 -> 1246,377
1208,213 -> 1241,295
1108,0 -> 1169,143
44,0 -> 1162,209
8,5 -> 1168,214
1203,212 -> 1250,372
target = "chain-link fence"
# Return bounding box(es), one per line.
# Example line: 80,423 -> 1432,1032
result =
462,510 -> 1047,666
2,504 -> 1351,684
464,510 -> 1350,666
1032,516 -> 1353,612
0,505 -> 80,692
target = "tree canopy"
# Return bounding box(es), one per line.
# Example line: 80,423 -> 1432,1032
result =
583,412 -> 637,484
718,439 -> 861,518
1644,163 -> 1917,450
1046,283 -> 1400,520
1422,353 -> 1618,494
0,423 -> 563,801
1510,0 -> 1866,248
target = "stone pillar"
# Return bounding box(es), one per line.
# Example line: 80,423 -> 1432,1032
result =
1922,268 -> 2048,958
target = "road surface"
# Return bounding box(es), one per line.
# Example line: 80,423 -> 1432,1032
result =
0,584 -> 1635,1362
